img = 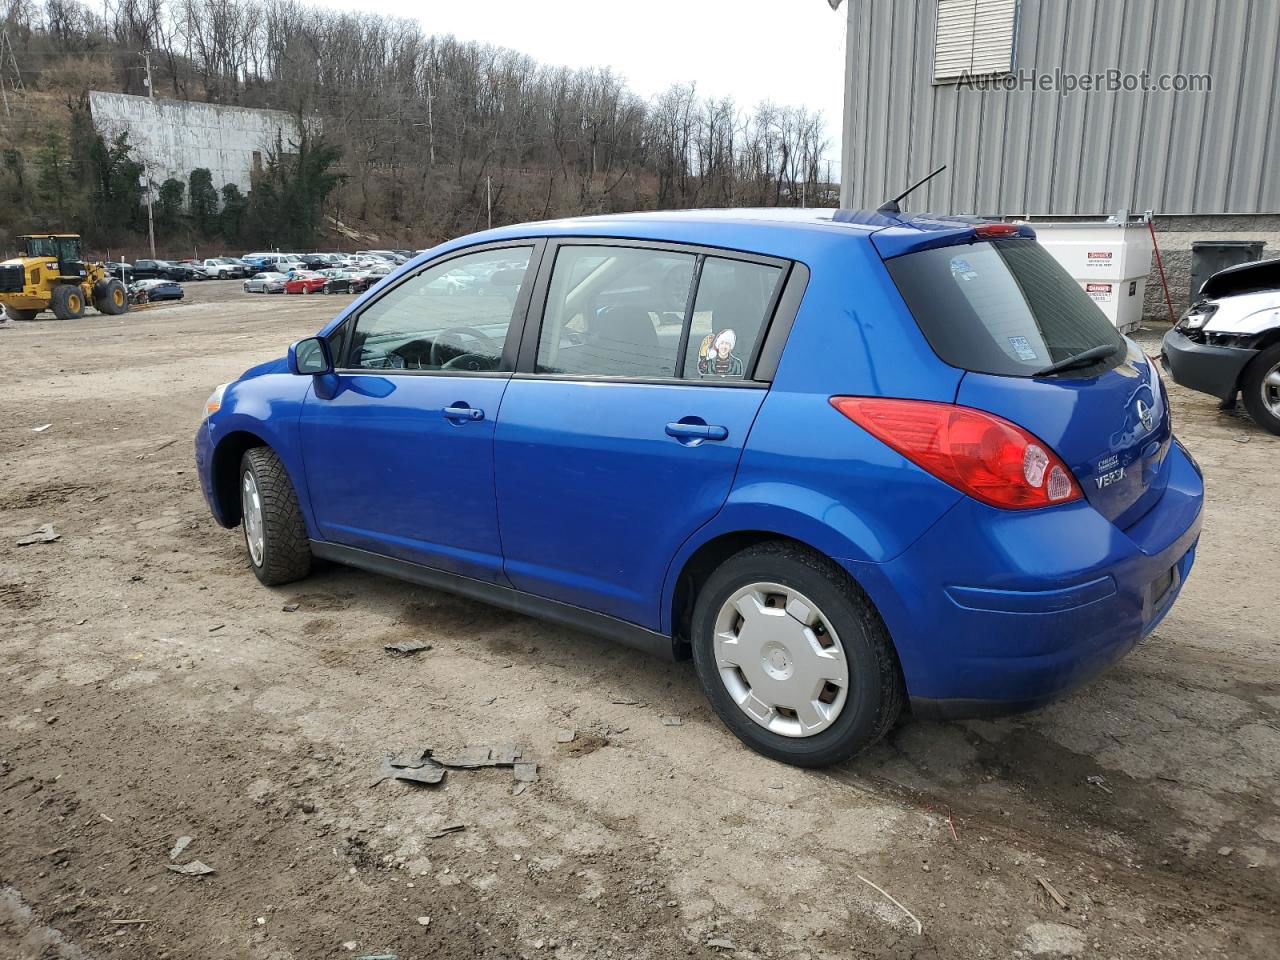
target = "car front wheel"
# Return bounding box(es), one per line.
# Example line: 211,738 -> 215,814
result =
691,541 -> 903,767
1241,342 -> 1280,436
239,446 -> 312,586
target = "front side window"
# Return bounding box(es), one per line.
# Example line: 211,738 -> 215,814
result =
346,246 -> 533,372
537,245 -> 696,378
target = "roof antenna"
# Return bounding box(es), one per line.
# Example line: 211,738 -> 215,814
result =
877,164 -> 947,215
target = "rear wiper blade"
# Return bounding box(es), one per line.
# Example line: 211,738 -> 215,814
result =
1033,344 -> 1120,377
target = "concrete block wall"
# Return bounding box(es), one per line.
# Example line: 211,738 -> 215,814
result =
1142,215 -> 1280,324
89,92 -> 306,194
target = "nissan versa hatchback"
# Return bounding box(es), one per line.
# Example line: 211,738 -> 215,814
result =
195,209 -> 1203,767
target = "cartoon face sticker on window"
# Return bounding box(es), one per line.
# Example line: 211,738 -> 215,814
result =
697,328 -> 744,379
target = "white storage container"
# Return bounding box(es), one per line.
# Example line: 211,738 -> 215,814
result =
1022,213 -> 1154,334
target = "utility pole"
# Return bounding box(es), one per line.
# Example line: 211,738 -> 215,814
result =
425,74 -> 435,166
141,173 -> 156,259
141,50 -> 154,98
486,176 -> 492,230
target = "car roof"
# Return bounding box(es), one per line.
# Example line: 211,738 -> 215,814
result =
452,208 -> 1022,262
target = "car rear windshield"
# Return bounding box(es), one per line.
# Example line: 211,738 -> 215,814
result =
885,238 -> 1125,378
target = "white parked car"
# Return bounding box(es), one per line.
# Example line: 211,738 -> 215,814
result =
1162,256 -> 1280,435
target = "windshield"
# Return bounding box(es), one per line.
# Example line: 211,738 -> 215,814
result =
886,238 -> 1125,378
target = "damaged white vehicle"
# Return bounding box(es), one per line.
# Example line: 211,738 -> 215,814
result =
1162,257 -> 1280,435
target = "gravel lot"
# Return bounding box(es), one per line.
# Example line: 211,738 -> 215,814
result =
2,281 -> 1278,959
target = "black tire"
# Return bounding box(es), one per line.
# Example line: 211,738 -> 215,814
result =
50,284 -> 86,320
690,541 -> 904,767
94,279 -> 129,315
1240,342 -> 1280,437
239,446 -> 312,586
3,306 -> 40,321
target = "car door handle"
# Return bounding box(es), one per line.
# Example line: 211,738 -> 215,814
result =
665,421 -> 728,442
442,404 -> 484,422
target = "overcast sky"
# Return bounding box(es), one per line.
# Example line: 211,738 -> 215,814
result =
310,0 -> 847,171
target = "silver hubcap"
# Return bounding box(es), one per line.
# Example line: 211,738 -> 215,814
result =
241,470 -> 265,567
1263,363 -> 1280,417
713,582 -> 849,738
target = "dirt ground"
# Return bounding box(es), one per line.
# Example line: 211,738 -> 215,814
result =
1,282 -> 1277,960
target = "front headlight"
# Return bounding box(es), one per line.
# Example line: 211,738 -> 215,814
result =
205,383 -> 228,418
1177,302 -> 1217,331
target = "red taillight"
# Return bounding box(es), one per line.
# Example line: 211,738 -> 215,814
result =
973,223 -> 1021,239
829,397 -> 1081,510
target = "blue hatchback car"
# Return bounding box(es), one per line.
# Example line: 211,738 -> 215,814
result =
195,209 -> 1203,766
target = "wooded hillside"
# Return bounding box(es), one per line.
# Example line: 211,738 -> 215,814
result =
0,0 -> 833,255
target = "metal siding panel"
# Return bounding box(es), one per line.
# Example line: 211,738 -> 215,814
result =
1109,0 -> 1157,213
1074,0 -> 1125,215
1002,0 -> 1043,214
1195,1 -> 1250,211
1130,0 -> 1186,213
1023,1 -> 1069,213
1224,0 -> 1277,211
972,86 -> 1009,214
1250,3 -> 1280,212
882,0 -> 912,204
1162,1 -> 1216,211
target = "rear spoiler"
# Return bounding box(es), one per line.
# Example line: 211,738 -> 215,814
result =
832,209 -> 1037,260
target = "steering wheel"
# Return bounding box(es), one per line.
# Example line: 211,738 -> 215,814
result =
431,326 -> 497,368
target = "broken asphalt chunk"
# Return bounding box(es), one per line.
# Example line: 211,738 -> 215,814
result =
556,728 -> 577,743
16,524 -> 59,546
512,761 -> 538,783
660,716 -> 683,726
166,860 -> 215,877
383,640 -> 432,655
393,766 -> 446,786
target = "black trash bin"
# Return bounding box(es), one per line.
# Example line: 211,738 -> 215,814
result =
1191,240 -> 1266,300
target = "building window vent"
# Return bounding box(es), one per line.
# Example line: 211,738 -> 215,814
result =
933,0 -> 1018,83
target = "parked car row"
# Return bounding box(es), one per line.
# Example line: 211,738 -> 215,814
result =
244,265 -> 393,296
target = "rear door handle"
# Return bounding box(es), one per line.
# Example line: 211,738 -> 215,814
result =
665,422 -> 728,442
442,404 -> 484,422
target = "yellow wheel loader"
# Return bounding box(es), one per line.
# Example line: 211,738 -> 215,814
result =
0,234 -> 129,321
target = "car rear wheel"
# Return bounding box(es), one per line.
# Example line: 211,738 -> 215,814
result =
691,542 -> 903,767
239,447 -> 312,586
1240,343 -> 1280,437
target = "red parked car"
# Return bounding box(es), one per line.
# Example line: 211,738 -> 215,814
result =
283,272 -> 327,294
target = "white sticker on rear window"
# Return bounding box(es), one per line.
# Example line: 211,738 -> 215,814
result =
1008,336 -> 1037,361
949,257 -> 978,282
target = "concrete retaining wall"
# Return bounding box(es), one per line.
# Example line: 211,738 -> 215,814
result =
89,91 -> 304,194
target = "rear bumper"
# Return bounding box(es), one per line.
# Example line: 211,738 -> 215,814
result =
1161,328 -> 1256,401
841,443 -> 1203,716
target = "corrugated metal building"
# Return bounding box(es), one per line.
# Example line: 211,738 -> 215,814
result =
839,0 -> 1278,215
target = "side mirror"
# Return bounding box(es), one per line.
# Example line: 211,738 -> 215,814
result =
288,337 -> 333,375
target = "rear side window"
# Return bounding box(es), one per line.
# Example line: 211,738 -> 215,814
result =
684,258 -> 783,380
886,239 -> 1124,377
536,245 -> 784,381
536,246 -> 696,378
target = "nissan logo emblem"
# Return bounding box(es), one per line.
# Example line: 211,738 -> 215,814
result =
1137,399 -> 1154,432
